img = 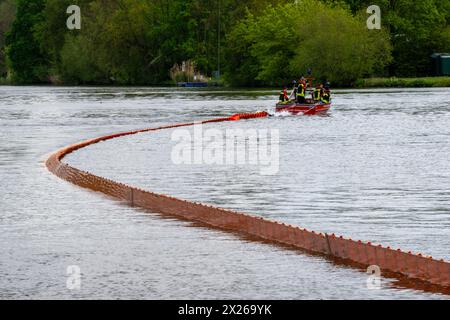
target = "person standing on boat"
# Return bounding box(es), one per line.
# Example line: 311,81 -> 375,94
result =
289,80 -> 298,101
296,80 -> 306,104
279,87 -> 289,104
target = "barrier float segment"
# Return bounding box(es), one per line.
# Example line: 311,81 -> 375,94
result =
46,112 -> 450,293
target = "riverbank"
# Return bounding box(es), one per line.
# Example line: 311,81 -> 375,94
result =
0,77 -> 11,85
2,77 -> 450,89
356,77 -> 450,88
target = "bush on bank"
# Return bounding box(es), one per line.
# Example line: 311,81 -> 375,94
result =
224,1 -> 392,86
356,77 -> 450,88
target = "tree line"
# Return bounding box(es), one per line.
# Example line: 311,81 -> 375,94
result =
1,0 -> 449,86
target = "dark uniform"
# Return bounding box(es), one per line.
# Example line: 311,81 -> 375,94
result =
313,87 -> 322,101
321,90 -> 331,104
296,83 -> 306,104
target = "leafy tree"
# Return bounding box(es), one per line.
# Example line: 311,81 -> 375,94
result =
291,2 -> 392,84
0,0 -> 16,78
5,0 -> 49,83
383,0 -> 450,76
40,0 -> 93,81
56,0 -> 288,84
3,0 -> 448,85
225,1 -> 392,86
223,12 -> 263,86
335,0 -> 450,76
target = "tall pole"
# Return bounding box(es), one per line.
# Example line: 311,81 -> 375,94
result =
218,0 -> 221,79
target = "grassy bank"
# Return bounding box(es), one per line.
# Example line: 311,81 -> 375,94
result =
0,77 -> 11,85
356,77 -> 450,88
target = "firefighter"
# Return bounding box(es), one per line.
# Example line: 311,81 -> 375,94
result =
291,80 -> 298,100
313,84 -> 323,101
321,88 -> 331,104
297,80 -> 306,104
279,87 -> 289,104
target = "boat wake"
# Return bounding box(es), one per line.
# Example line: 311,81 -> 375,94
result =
274,110 -> 297,117
265,108 -> 296,118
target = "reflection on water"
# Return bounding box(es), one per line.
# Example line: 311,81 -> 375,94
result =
0,86 -> 449,299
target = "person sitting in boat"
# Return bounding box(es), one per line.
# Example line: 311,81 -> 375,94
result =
279,87 -> 290,104
320,88 -> 331,104
313,84 -> 323,101
296,80 -> 306,104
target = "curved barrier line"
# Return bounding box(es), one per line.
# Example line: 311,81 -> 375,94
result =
46,112 -> 450,293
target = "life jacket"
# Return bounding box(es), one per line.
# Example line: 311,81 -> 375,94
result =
313,88 -> 322,100
297,83 -> 306,97
279,90 -> 289,102
321,91 -> 331,104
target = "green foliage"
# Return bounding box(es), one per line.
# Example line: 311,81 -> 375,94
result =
54,0 -> 288,85
40,0 -> 87,76
59,34 -> 106,84
222,12 -> 262,86
0,0 -> 16,78
59,0 -> 157,84
337,0 -> 450,76
357,77 -> 450,88
381,0 -> 450,76
225,1 -> 392,86
5,0 -> 50,83
3,0 -> 450,85
290,2 -> 392,85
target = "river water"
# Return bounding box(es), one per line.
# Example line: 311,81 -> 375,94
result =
0,86 -> 449,299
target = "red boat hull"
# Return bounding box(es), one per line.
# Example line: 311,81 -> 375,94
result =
276,102 -> 331,115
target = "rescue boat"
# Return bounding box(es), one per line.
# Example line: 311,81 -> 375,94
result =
276,75 -> 332,115
275,100 -> 331,115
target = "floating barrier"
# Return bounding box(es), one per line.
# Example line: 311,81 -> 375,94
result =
46,112 -> 450,293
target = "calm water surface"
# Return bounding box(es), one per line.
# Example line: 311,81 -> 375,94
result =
1,86 -> 449,299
